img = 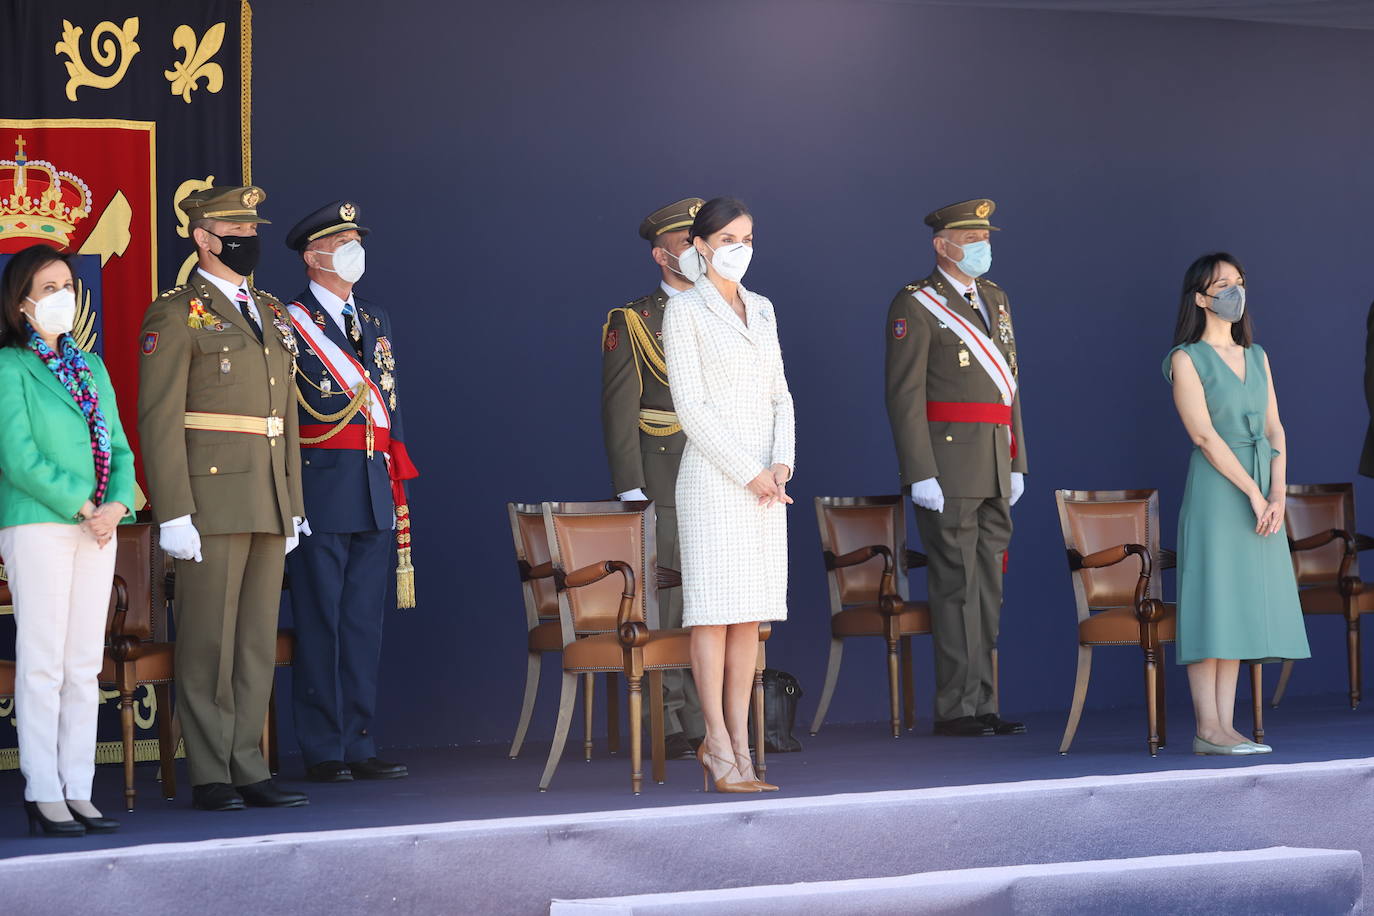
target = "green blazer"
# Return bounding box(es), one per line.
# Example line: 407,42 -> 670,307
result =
0,343 -> 136,528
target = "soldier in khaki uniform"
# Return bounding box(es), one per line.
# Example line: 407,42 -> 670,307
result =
138,186 -> 309,810
884,199 -> 1029,739
601,197 -> 705,757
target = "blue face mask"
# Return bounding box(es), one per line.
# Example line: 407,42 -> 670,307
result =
946,239 -> 992,278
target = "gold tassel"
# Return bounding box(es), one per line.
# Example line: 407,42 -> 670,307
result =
396,547 -> 415,609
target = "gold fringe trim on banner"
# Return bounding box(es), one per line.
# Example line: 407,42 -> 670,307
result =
241,1 -> 253,184
0,738 -> 184,771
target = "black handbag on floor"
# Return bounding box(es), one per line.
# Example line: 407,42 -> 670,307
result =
762,668 -> 803,753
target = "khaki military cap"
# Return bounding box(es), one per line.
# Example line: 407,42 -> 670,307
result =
924,198 -> 999,233
179,185 -> 271,224
639,197 -> 705,241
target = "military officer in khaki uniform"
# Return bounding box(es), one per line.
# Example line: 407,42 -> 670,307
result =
884,199 -> 1029,738
138,186 -> 309,810
601,197 -> 705,757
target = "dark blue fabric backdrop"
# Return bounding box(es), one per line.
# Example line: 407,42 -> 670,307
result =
246,0 -> 1374,749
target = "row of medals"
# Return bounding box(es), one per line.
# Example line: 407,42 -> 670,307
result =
318,309 -> 399,409
939,302 -> 1018,377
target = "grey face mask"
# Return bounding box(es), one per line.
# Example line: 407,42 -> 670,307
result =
1207,284 -> 1246,322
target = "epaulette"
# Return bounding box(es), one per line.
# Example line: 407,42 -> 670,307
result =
624,293 -> 654,309
980,278 -> 1001,290
157,284 -> 190,299
250,285 -> 283,306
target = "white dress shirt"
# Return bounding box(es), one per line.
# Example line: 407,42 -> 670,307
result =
938,267 -> 990,330
197,267 -> 261,325
309,280 -> 357,336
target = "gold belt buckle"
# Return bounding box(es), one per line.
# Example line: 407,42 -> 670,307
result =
265,416 -> 285,438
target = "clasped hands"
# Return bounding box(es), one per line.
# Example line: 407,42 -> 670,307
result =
78,500 -> 126,548
748,464 -> 793,508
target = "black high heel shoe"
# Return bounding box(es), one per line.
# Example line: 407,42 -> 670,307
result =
24,802 -> 86,837
69,809 -> 120,833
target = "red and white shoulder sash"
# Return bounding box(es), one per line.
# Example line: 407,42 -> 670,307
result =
287,302 -> 391,431
910,286 -> 1017,406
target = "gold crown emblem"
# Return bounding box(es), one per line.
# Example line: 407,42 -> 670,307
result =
339,201 -> 357,222
0,135 -> 91,246
974,201 -> 992,219
241,187 -> 262,208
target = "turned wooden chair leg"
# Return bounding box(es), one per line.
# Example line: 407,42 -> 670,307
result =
648,670 -> 665,785
885,634 -> 901,739
1143,644 -> 1161,757
1271,659 -> 1294,707
753,659 -> 767,781
809,637 -> 844,736
538,671 -> 579,791
1250,662 -> 1265,744
627,658 -> 644,795
1059,645 -> 1092,755
582,672 -> 596,762
900,635 -> 916,731
605,672 -> 620,755
509,651 -> 542,759
154,682 -> 177,800
1155,646 -> 1168,749
1348,614 -> 1362,710
120,682 -> 136,812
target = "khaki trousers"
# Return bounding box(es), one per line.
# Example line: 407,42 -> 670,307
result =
173,532 -> 284,786
914,496 -> 1012,721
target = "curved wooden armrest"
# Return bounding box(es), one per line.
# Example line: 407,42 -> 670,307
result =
1288,528 -> 1353,554
905,549 -> 928,570
519,559 -> 554,582
656,566 -> 682,590
1069,543 -> 1149,572
1158,548 -> 1177,571
556,559 -> 633,593
107,574 -> 134,659
824,544 -> 891,571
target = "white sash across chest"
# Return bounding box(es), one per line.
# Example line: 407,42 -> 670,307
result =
910,286 -> 1017,407
287,302 -> 391,430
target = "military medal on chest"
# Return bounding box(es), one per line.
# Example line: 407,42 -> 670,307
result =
996,303 -> 1018,377
186,297 -> 222,329
375,336 -> 397,408
958,348 -> 971,368
266,302 -> 299,358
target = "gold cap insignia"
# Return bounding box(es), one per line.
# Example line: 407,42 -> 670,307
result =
974,201 -> 992,219
339,202 -> 357,221
241,188 -> 263,208
688,202 -> 701,218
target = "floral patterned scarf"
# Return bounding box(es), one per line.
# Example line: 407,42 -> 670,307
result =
27,329 -> 112,505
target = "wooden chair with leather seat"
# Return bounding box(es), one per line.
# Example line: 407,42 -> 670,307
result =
538,500 -> 767,794
1276,482 -> 1374,709
101,522 -> 180,810
810,495 -> 933,739
507,502 -> 619,761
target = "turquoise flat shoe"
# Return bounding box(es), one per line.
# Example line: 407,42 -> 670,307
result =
1193,736 -> 1259,755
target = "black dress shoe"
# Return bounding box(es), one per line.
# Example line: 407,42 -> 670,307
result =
24,802 -> 86,837
70,810 -> 120,833
347,757 -> 408,780
236,779 -> 309,807
933,716 -> 996,737
306,761 -> 354,783
978,713 -> 1028,735
663,733 -> 697,760
192,783 -> 245,811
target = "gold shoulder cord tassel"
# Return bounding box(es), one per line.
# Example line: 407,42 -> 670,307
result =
395,504 -> 415,609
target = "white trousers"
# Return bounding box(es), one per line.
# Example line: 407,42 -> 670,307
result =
0,522 -> 114,802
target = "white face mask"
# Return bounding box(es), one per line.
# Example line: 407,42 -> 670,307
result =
701,240 -> 752,282
667,245 -> 702,283
26,288 -> 77,335
313,239 -> 366,283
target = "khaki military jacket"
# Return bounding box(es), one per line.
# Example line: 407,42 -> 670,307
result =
884,270 -> 1028,498
601,287 -> 686,505
137,271 -> 303,535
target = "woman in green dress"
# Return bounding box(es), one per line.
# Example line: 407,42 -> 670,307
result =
1165,252 -> 1309,756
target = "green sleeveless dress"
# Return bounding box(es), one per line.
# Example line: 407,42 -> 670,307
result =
1163,342 -> 1310,665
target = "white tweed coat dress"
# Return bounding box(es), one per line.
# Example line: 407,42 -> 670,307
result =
662,276 -> 796,626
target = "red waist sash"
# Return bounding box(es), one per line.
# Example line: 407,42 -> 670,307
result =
926,401 -> 1017,459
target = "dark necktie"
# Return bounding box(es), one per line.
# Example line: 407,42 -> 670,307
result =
235,288 -> 263,342
342,301 -> 364,360
964,290 -> 989,333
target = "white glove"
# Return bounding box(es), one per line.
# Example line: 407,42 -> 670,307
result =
1009,472 -> 1025,507
285,517 -> 309,555
618,488 -> 649,501
910,478 -> 945,513
160,516 -> 202,563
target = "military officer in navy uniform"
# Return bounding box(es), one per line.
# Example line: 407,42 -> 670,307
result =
282,201 -> 418,783
601,197 -> 706,758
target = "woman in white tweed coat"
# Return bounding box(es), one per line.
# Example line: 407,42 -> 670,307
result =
662,198 -> 795,793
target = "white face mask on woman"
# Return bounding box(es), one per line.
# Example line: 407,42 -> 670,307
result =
701,240 -> 753,282
25,288 -> 77,335
313,239 -> 366,283
668,246 -> 703,283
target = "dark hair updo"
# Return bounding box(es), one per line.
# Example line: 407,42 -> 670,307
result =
688,197 -> 752,241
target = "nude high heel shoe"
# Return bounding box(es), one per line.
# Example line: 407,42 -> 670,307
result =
697,746 -> 761,793
735,752 -> 779,792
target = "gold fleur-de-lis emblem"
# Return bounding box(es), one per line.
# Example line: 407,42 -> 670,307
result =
340,202 -> 357,222
54,18 -> 142,102
164,22 -> 225,103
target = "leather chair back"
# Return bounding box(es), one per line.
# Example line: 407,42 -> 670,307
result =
1057,490 -> 1161,618
508,502 -> 559,622
543,501 -> 657,639
814,496 -> 909,610
107,523 -> 167,644
1285,484 -> 1358,584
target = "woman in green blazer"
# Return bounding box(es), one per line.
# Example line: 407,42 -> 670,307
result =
0,244 -> 134,836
